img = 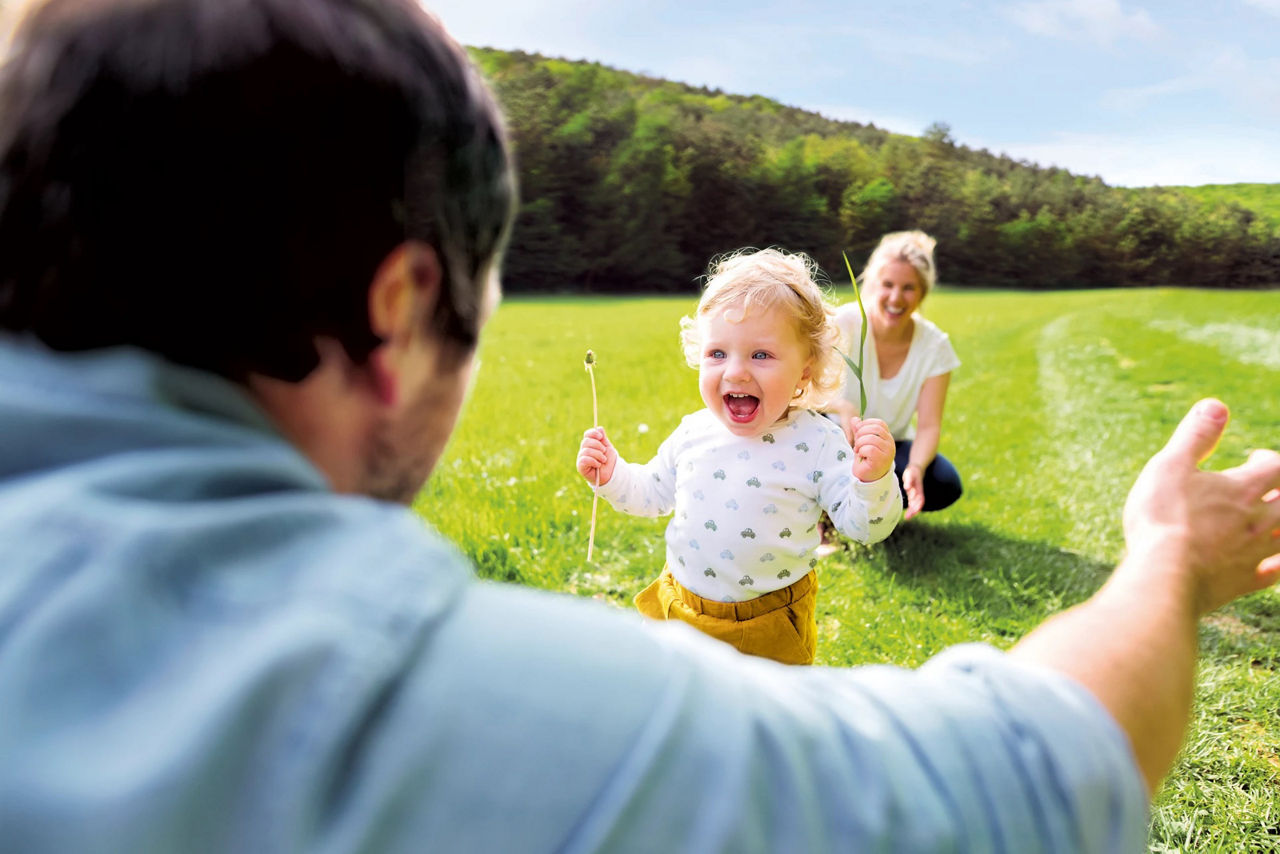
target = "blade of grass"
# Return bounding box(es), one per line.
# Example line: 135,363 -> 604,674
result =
841,251 -> 868,416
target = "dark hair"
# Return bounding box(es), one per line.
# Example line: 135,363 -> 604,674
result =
0,0 -> 515,380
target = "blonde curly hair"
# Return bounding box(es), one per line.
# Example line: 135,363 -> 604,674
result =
679,248 -> 844,411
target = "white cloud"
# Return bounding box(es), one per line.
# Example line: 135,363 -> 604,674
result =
1099,49 -> 1280,117
1099,74 -> 1203,110
983,128 -> 1280,186
1007,0 -> 1161,45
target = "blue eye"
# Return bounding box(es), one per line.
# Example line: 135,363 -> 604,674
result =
708,349 -> 725,359
752,351 -> 769,360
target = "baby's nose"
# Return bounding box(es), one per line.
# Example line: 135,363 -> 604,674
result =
725,356 -> 752,381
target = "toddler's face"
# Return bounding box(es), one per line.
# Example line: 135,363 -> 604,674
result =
696,302 -> 813,438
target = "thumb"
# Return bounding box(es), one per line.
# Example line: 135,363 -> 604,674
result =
1163,398 -> 1229,465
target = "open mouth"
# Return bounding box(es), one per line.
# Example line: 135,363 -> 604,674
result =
724,392 -> 760,422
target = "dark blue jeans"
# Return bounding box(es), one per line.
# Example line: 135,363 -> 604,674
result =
894,440 -> 962,513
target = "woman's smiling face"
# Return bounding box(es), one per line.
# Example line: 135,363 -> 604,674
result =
697,301 -> 813,438
868,259 -> 923,330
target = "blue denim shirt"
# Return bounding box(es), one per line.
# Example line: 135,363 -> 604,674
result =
0,336 -> 1147,852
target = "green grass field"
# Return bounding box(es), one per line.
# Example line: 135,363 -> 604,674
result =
417,287 -> 1280,851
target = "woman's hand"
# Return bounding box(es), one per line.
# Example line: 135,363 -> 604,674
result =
902,463 -> 926,520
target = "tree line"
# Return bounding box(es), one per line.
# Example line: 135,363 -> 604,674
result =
472,48 -> 1280,293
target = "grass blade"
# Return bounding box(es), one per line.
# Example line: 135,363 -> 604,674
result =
841,251 -> 869,416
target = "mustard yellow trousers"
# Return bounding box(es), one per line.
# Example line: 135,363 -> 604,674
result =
634,568 -> 818,665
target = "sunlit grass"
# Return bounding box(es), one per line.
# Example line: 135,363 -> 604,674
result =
419,287 -> 1280,851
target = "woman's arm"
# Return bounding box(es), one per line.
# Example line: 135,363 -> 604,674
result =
903,372 -> 950,519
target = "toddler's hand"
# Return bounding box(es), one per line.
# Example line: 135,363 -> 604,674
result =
849,417 -> 894,483
577,426 -> 617,487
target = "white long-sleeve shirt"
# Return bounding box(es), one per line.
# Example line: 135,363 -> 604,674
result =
597,408 -> 902,602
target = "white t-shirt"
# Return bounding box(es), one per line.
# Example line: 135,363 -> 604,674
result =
596,409 -> 902,602
833,308 -> 960,440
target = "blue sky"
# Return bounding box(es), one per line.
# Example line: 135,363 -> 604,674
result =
426,0 -> 1280,188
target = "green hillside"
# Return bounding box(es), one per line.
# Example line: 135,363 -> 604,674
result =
1172,183 -> 1280,226
470,48 -> 1280,291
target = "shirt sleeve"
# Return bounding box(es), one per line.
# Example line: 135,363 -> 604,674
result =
353,579 -> 1149,854
814,419 -> 902,544
924,322 -> 961,378
593,424 -> 681,518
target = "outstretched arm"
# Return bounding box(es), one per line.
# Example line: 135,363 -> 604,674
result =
1011,399 -> 1280,792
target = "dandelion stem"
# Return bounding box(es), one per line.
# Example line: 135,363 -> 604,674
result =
585,350 -> 600,562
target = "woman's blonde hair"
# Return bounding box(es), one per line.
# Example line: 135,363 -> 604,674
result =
860,230 -> 938,299
679,248 -> 843,410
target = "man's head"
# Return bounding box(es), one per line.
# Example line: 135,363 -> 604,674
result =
0,0 -> 516,501
0,0 -> 514,381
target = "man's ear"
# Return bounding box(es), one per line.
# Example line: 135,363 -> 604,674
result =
365,241 -> 443,407
368,240 -> 443,342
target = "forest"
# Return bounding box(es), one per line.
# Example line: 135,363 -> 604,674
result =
472,48 -> 1280,293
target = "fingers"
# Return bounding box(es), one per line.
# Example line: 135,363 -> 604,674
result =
844,415 -> 862,445
575,449 -> 602,479
902,471 -> 924,521
580,427 -> 612,452
1228,458 -> 1280,593
1260,483 -> 1280,532
1163,398 -> 1230,465
1222,449 -> 1280,552
577,427 -> 612,479
1235,448 -> 1280,497
852,419 -> 894,463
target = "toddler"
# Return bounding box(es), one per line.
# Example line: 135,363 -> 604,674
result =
576,248 -> 902,664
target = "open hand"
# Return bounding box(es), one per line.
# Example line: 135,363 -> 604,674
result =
849,416 -> 894,483
577,426 -> 618,487
1121,399 -> 1280,614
